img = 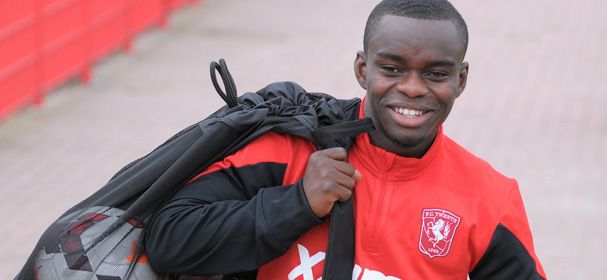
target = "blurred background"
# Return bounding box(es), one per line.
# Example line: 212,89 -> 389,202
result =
0,0 -> 605,279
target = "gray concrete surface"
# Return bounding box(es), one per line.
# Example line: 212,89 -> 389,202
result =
1,0 -> 605,279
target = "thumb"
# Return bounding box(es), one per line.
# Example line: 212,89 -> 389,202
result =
353,169 -> 362,181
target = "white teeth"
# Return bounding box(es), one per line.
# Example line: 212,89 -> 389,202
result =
393,107 -> 424,117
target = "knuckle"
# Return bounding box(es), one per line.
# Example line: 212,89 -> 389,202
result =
345,178 -> 356,188
319,168 -> 332,178
345,189 -> 353,199
311,153 -> 329,166
309,151 -> 321,162
332,148 -> 347,158
320,180 -> 335,191
346,162 -> 355,171
339,189 -> 352,201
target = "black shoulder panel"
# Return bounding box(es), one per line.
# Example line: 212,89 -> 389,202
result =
469,224 -> 545,280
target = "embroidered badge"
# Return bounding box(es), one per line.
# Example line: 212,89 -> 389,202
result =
419,208 -> 461,258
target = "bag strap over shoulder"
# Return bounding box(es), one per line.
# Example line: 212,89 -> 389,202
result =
311,118 -> 375,150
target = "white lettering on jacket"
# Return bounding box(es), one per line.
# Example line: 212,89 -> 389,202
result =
288,244 -> 402,280
288,244 -> 325,280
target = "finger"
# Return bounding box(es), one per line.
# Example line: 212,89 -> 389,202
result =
332,185 -> 353,202
331,161 -> 361,181
331,171 -> 357,189
318,147 -> 348,161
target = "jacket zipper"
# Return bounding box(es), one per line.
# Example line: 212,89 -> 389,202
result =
366,165 -> 393,252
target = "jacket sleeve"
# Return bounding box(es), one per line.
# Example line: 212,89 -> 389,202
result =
144,133 -> 322,276
469,182 -> 547,280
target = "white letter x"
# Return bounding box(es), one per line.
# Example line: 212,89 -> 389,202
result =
288,244 -> 326,280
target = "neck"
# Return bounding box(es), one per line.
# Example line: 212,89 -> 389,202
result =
367,130 -> 438,159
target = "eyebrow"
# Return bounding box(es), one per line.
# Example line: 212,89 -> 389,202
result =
375,52 -> 457,68
426,60 -> 457,68
376,52 -> 406,64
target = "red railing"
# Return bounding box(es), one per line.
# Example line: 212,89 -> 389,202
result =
0,0 -> 197,121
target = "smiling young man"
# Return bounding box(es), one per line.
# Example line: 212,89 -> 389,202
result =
146,0 -> 546,279
357,14 -> 467,158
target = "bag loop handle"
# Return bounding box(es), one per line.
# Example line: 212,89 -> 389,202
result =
210,58 -> 239,108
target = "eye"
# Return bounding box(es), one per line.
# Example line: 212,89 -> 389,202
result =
380,65 -> 401,74
425,71 -> 449,80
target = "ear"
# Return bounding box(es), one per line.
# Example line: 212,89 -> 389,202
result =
456,62 -> 469,98
354,51 -> 367,90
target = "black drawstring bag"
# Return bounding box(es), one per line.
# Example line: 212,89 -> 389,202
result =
16,59 -> 373,280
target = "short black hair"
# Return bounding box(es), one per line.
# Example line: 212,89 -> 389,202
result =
363,0 -> 468,54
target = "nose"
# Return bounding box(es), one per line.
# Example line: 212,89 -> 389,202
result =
396,72 -> 428,98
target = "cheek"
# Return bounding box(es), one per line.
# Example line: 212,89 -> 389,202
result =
366,66 -> 392,86
367,76 -> 394,96
430,84 -> 458,105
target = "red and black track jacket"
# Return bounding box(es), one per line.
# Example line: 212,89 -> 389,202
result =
146,103 -> 547,279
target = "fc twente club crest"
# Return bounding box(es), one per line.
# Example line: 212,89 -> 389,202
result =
419,208 -> 461,258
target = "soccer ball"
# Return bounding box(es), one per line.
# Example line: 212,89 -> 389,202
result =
34,206 -> 160,280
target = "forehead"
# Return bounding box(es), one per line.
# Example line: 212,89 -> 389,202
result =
368,15 -> 465,61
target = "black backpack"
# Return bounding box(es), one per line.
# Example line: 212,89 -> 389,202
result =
16,59 -> 374,280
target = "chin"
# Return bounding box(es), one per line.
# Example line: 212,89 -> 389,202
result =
387,133 -> 427,148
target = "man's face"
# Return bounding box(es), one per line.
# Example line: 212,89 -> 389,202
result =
355,15 -> 468,157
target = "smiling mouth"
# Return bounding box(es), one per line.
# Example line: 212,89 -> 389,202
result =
391,106 -> 428,118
